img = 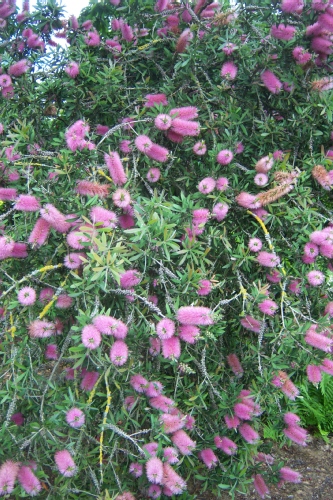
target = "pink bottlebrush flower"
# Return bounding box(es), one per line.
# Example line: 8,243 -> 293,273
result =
255,156 -> 274,173
226,354 -> 243,377
0,461 -> 19,496
105,152 -> 127,185
197,279 -> 212,296
260,70 -> 282,94
11,242 -> 28,259
307,270 -> 325,286
145,94 -> 168,107
302,254 -> 315,264
215,435 -> 238,455
81,371 -> 99,391
311,36 -> 333,55
281,379 -> 299,400
163,462 -> 187,495
253,474 -> 269,499
288,279 -> 301,294
221,61 -> 238,80
239,423 -> 260,444
198,177 -> 216,194
163,447 -> 179,464
146,143 -> 169,163
281,0 -> 304,14
116,492 -> 136,500
279,467 -> 301,483
149,337 -> 161,355
215,178 -> 228,192
0,187 -> 17,200
236,192 -> 261,209
121,23 -> 134,42
235,141 -> 244,154
257,251 -> 280,268
66,408 -> 85,428
119,139 -> 131,153
149,395 -> 175,412
254,453 -> 274,464
84,31 -> 100,46
39,288 -> 53,304
135,134 -> 153,152
56,294 -> 73,309
178,324 -> 200,344
54,450 -> 77,477
198,448 -> 218,469
305,326 -> 332,352
40,203 -> 71,233
129,462 -> 143,478
320,358 -> 333,375
28,320 -> 55,338
156,318 -> 175,340
8,59 -> 30,76
310,230 -> 327,245
0,123 -> 3,134
1,85 -> 14,99
120,269 -> 140,288
283,426 -> 308,446
234,402 -> 253,420
254,173 -> 268,186
306,365 -> 322,384
162,336 -> 181,359
192,208 -> 210,224
304,242 -> 319,257
318,12 -> 333,31
69,14 -> 79,29
155,113 -> 172,130
130,374 -> 148,393
18,286 -> 36,306
160,413 -> 184,434
270,24 -> 296,41
91,206 -> 118,229
324,302 -> 333,317
319,243 -> 333,258
93,315 -> 128,338
110,340 -> 128,366
223,42 -> 237,55
258,299 -> 278,316
177,306 -> 214,326
147,485 -> 161,499
45,344 -> 58,360
16,464 -> 40,496
81,325 -> 102,350
184,414 -> 195,430
171,429 -> 195,456
212,202 -> 229,222
113,188 -> 131,208
166,129 -> 184,143
224,414 -> 240,429
145,381 -> 163,398
96,124 -> 109,135
170,106 -> 198,120
0,74 -> 12,87
65,61 -> 80,78
147,167 -> 161,182
273,150 -> 284,160
240,315 -> 261,333
14,194 -> 40,212
76,181 -> 109,198
155,0 -> 169,12
65,368 -> 75,380
11,413 -> 24,426
217,149 -> 233,165
143,442 -> 159,457
124,396 -> 137,411
292,46 -> 312,65
193,141 -> 207,155
248,238 -> 262,252
0,237 -> 11,261
176,28 -> 193,53
67,230 -> 90,250
171,118 -> 200,136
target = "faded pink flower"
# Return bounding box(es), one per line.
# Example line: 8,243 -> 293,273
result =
270,24 -> 296,41
129,462 -> 143,478
163,447 -> 179,464
226,354 -> 243,377
178,324 -> 200,344
171,430 -> 196,455
175,27 -> 193,53
217,149 -> 233,165
240,315 -> 261,333
110,340 -> 128,366
261,70 -> 282,94
177,306 -> 214,325
130,374 -> 148,393
149,337 -> 161,355
56,294 -> 73,309
198,448 -> 218,469
18,286 -> 36,306
253,474 -> 269,499
198,177 -> 216,194
113,188 -> 131,208
307,270 -> 325,286
81,324 -> 102,350
257,251 -> 280,268
66,408 -> 85,428
224,414 -> 240,429
156,318 -> 175,339
0,460 -> 20,496
197,279 -> 212,296
81,371 -> 99,391
54,450 -> 77,477
279,467 -> 302,483
65,61 -> 80,78
105,152 -> 127,186
28,320 -> 55,338
45,344 -> 58,360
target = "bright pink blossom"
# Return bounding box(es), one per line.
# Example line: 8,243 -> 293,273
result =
113,188 -> 131,208
84,31 -> 100,46
28,320 -> 55,338
105,152 -> 127,186
260,70 -> 282,94
240,315 -> 261,333
149,395 -> 175,412
221,61 -> 238,80
145,94 -> 168,107
224,414 -> 240,429
162,336 -> 181,359
160,413 -> 184,434
130,374 -> 148,393
81,371 -> 99,391
257,251 -> 280,268
93,315 -> 128,338
270,24 -> 296,41
217,149 -> 233,165
129,462 -> 143,478
305,326 -> 332,352
110,340 -> 128,366
283,426 -> 308,446
253,474 -> 269,499
171,430 -> 196,455
163,447 -> 179,464
177,306 -> 214,326
40,204 -> 71,233
66,408 -> 85,428
212,202 -> 228,221
17,465 -> 41,496
306,365 -> 322,384
81,324 -> 102,350
198,448 -> 218,469
198,177 -> 216,194
0,461 -> 20,496
156,318 -> 175,339
239,423 -> 259,444
162,462 -> 187,494
279,467 -> 302,483
197,279 -> 212,296
215,435 -> 237,455
18,286 -> 36,306
193,141 -> 206,155
178,324 -> 200,344
248,238 -> 262,252
171,118 -> 200,136
226,354 -> 243,377
307,270 -> 325,286
258,299 -> 278,316
45,344 -> 58,360
54,450 -> 77,477
65,61 -> 80,78
155,113 -> 172,130
281,0 -> 304,14
15,194 -> 40,212
170,106 -> 198,120
120,269 -> 140,288
8,59 -> 29,76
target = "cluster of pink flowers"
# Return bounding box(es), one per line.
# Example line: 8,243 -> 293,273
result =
302,226 -> 333,265
283,412 -> 308,446
0,460 -> 42,496
135,135 -> 169,163
65,120 -> 95,152
272,370 -> 300,401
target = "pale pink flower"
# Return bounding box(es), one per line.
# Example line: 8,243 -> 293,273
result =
324,302 -> 333,317
281,0 -> 303,14
193,141 -> 207,155
279,467 -> 301,483
14,194 -> 40,212
143,442 -> 159,457
234,402 -> 253,420
120,139 -> 131,152
217,149 -> 233,165
175,28 -> 193,53
18,286 -> 36,306
306,365 -> 322,384
198,177 -> 216,194
105,152 -> 127,185
270,24 -> 296,40
197,279 -> 212,296
145,381 -> 163,398
81,371 -> 99,391
0,460 -> 20,496
292,46 -> 312,64
0,74 -> 12,88
288,279 -> 301,294
154,113 -> 172,130
0,236 -> 14,260
239,423 -> 259,444
258,299 -> 278,316
257,251 -> 280,268
320,243 -> 333,258
255,156 -> 274,173
90,206 -> 118,229
171,118 -> 200,136
130,374 -> 148,393
281,379 -> 299,400
65,61 -> 80,78
40,203 -> 71,233
149,395 -> 175,412
198,448 -> 218,468
129,462 -> 143,478
120,269 -> 140,288
212,202 -> 229,222
310,230 -> 326,245
226,354 -> 243,377
307,270 -> 325,286
166,129 -> 184,143
224,414 -> 240,429
305,326 -> 332,352
110,340 -> 128,365
222,42 -> 237,55
177,306 -> 214,325
304,242 -> 319,257
254,173 -> 268,186
156,318 -> 175,339
261,70 -> 282,94
116,492 -> 136,500
11,242 -> 28,259
248,238 -> 262,252
28,320 -> 55,338
45,344 -> 58,360
160,413 -> 184,434
162,337 -> 181,359
67,230 -> 90,250
121,23 -> 134,42
283,413 -> 301,427
56,294 -> 73,309
236,192 -> 261,209
215,436 -> 237,455
320,358 -> 333,375
162,462 -> 187,494
254,453 -> 274,464
147,167 -> 161,182
283,426 -> 308,446
221,61 -> 238,80
66,408 -> 85,428
17,465 -> 41,496
240,315 -> 261,333
113,188 -> 131,208
84,31 -> 100,46
145,94 -> 168,107
149,337 -> 161,355
8,59 -> 29,76
76,180 -> 109,198
163,447 -> 179,464
81,324 -> 102,349
192,208 -> 210,224
178,324 -> 200,344
146,143 -> 169,163
93,315 -> 128,338
54,450 -> 77,477
253,474 -> 269,499
124,396 -> 137,411
170,106 -> 198,120
0,187 -> 17,200
171,430 -> 195,455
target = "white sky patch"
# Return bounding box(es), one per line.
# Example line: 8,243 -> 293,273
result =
26,0 -> 91,18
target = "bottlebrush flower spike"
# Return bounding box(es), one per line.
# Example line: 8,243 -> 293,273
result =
175,28 -> 193,53
305,325 -> 332,352
129,462 -> 143,478
93,315 -> 128,338
306,365 -> 322,383
0,187 -> 17,200
214,435 -> 238,455
105,152 -> 127,185
28,218 -> 51,247
147,167 -> 161,182
17,465 -> 42,496
226,353 -> 243,377
81,324 -> 102,350
170,106 -> 198,120
198,177 -> 216,194
14,194 -> 40,211
90,207 -> 118,228
110,340 -> 128,365
28,320 -> 55,338
40,204 -> 71,233
320,358 -> 333,375
217,149 -> 234,165
253,474 -> 270,499
0,236 -> 14,261
198,448 -> 218,468
235,192 -> 261,209
76,180 -> 109,198
221,61 -> 238,80
171,429 -> 196,455
177,306 -> 214,325
239,423 -> 260,444
281,0 -> 304,14
162,463 -> 187,494
145,93 -> 168,107
283,425 -> 308,446
81,371 -> 99,391
0,461 -> 20,496
306,270 -> 325,286
120,269 -> 141,288
279,467 -> 302,483
171,118 -> 200,136
113,188 -> 132,208
260,70 -> 282,94
150,395 -> 175,412
312,164 -> 332,190
248,238 -> 262,252
66,408 -> 85,428
224,414 -> 240,429
135,134 -> 153,152
146,143 -> 169,163
163,447 -> 179,464
257,251 -> 280,268
156,318 -> 175,339
197,279 -> 212,296
258,299 -> 278,316
162,336 -> 181,359
178,324 -> 200,344
54,450 -> 77,477
160,413 -> 185,434
8,59 -> 30,76
154,113 -> 172,130
145,381 -> 163,397
130,374 -> 148,393
240,315 -> 262,333
45,344 -> 58,359
65,61 -> 80,78
270,24 -> 296,41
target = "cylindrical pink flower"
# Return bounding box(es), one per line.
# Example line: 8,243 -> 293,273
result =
105,152 -> 127,186
110,340 -> 128,366
281,0 -> 304,14
221,61 -> 238,80
320,358 -> 333,375
212,202 -> 228,221
217,149 -> 233,165
130,374 -> 148,393
224,414 -> 240,429
93,315 -> 128,338
66,408 -> 85,428
28,320 -> 55,338
171,429 -> 196,455
305,326 -> 332,352
91,206 -> 118,229
81,371 -> 99,391
178,324 -> 200,344
81,324 -> 102,350
260,70 -> 282,94
234,402 -> 253,420
14,194 -> 40,212
28,218 -> 51,247
257,251 -> 280,268
239,423 -> 259,444
45,344 -> 58,360
17,465 -> 41,496
146,143 -> 169,163
283,412 -> 300,426
147,167 -> 161,182
0,187 -> 17,200
240,315 -> 261,333
156,318 -> 175,339
193,141 -> 207,155
154,113 -> 172,130
226,354 -> 243,377
253,474 -> 270,499
270,24 -> 296,41
170,106 -> 198,120
198,448 -> 218,469
306,365 -> 322,384
40,203 -> 71,233
258,299 -> 278,316
162,336 -> 181,359
162,462 -> 187,495
197,279 -> 212,296
65,61 -> 80,78
54,450 -> 77,477
236,192 -> 261,209
120,269 -> 140,288
8,59 -> 29,76
163,447 -> 179,464
160,413 -> 184,434
215,435 -> 237,455
18,286 -> 36,306
171,118 -> 200,136
283,426 -> 308,446
177,306 -> 214,326
149,337 -> 161,355
279,466 -> 302,483
0,461 -> 20,496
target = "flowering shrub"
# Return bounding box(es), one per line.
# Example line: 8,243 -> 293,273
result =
1,0 -> 333,498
